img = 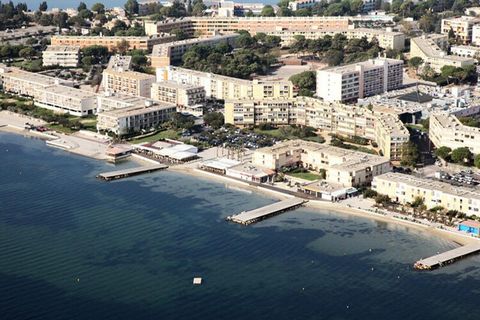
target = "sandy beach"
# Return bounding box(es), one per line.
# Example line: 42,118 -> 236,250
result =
169,165 -> 477,246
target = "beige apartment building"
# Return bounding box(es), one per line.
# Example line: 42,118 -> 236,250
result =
441,16 -> 480,44
103,69 -> 156,98
224,96 -> 409,160
97,101 -> 176,136
374,113 -> 410,160
430,113 -> 480,154
51,34 -> 175,52
97,92 -> 148,113
42,45 -> 80,67
410,34 -> 475,72
157,66 -> 295,101
372,172 -> 480,216
145,17 -> 404,50
33,85 -> 97,117
0,65 -> 65,97
151,81 -> 205,106
252,140 -> 391,187
151,34 -> 238,68
316,58 -> 403,102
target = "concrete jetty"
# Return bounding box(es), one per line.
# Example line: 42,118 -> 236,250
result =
226,198 -> 306,225
97,164 -> 168,181
414,242 -> 480,270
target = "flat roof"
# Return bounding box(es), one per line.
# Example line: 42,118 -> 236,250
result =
103,69 -> 156,80
40,85 -> 96,100
99,103 -> 175,118
44,45 -> 81,52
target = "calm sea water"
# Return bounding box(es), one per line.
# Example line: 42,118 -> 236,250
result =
1,131 -> 480,320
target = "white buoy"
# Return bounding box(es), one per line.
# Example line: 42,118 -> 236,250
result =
193,277 -> 202,285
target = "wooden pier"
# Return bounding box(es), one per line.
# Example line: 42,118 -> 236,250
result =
226,198 -> 307,225
414,242 -> 480,270
96,164 -> 168,181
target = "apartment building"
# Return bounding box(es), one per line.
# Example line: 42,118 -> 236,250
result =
374,113 -> 410,160
410,34 -> 475,72
157,66 -> 295,100
0,66 -> 67,97
441,16 -> 480,44
51,34 -> 176,52
145,19 -> 194,37
224,96 -> 409,160
450,45 -> 480,58
42,45 -> 80,67
151,34 -> 238,68
102,69 -> 156,98
151,81 -> 205,106
288,0 -> 321,11
372,172 -> 480,216
430,112 -> 480,154
316,58 -> 403,102
266,27 -> 405,50
107,55 -> 132,70
252,140 -> 391,187
97,101 -> 176,136
33,85 -> 97,116
97,92 -> 148,113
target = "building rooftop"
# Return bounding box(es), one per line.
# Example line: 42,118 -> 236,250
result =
320,57 -> 403,75
40,85 -> 96,100
103,69 -> 156,80
411,34 -> 474,63
100,103 -> 175,118
376,172 -> 480,201
107,55 -> 132,70
152,34 -> 238,57
44,45 -> 81,53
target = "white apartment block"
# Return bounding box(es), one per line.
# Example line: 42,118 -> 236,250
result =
430,112 -> 480,154
288,0 -> 321,11
267,27 -> 405,50
33,85 -> 97,116
42,45 -> 80,67
450,45 -> 480,58
472,25 -> 480,46
410,34 -> 475,72
151,81 -> 205,106
225,96 -> 409,161
372,172 -> 480,216
252,140 -> 391,187
157,66 -> 295,100
0,65 -> 70,97
151,34 -> 239,67
102,69 -> 156,98
316,58 -> 403,102
97,92 -> 149,113
441,16 -> 480,44
97,101 -> 176,136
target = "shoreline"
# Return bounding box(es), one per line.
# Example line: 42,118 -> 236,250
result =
168,166 -> 477,246
1,127 -> 477,247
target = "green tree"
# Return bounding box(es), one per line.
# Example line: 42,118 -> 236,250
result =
116,39 -> 130,54
192,0 -> 206,16
78,2 -> 87,11
260,5 -> 276,17
125,0 -> 139,15
475,154 -> 480,169
289,71 -> 316,96
53,12 -> 69,28
408,57 -> 423,75
91,3 -> 105,14
435,146 -> 451,160
39,1 -> 48,12
451,147 -> 473,164
375,194 -> 391,206
18,47 -> 36,59
400,142 -> 419,167
204,112 -> 224,129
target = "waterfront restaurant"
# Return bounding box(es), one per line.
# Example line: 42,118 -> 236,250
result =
458,220 -> 480,236
298,180 -> 358,202
200,158 -> 240,174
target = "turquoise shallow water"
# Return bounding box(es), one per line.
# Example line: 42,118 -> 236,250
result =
1,132 -> 480,320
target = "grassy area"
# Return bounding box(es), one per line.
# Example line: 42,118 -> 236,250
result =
254,128 -> 284,138
129,129 -> 181,144
47,124 -> 76,134
406,124 -> 428,133
79,117 -> 97,132
286,171 -> 323,181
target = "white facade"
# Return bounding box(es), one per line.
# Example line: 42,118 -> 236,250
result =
316,58 -> 403,102
42,45 -> 80,67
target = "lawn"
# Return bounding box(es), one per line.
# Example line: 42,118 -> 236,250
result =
129,129 -> 181,144
47,124 -> 76,134
254,128 -> 284,138
286,171 -> 323,181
